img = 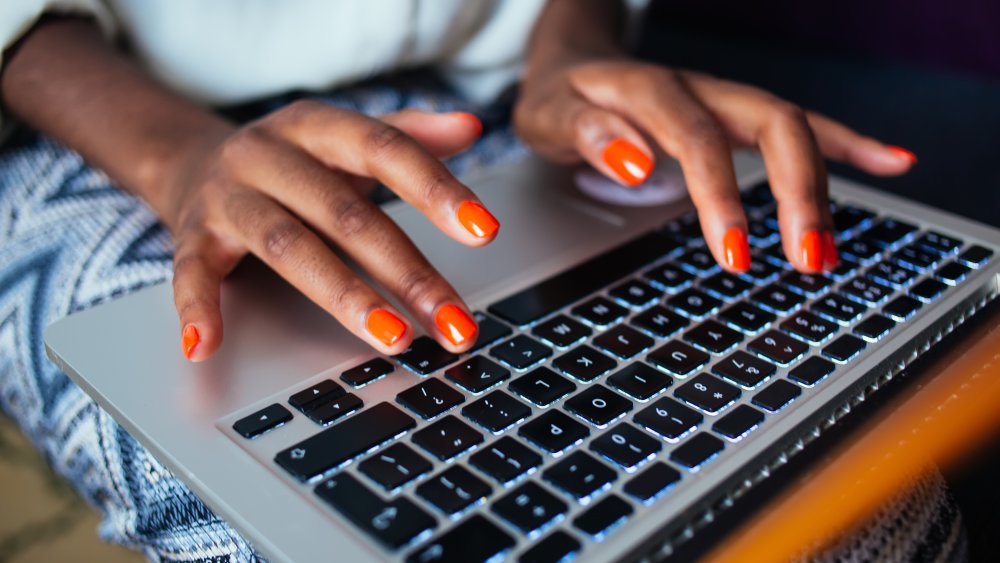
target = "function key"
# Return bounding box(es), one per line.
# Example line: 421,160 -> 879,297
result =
492,481 -> 567,534
781,271 -> 833,296
289,379 -> 345,412
788,356 -> 835,386
700,272 -> 753,299
491,335 -> 553,370
631,305 -> 689,338
406,515 -> 514,563
854,314 -> 896,342
867,261 -> 917,288
531,314 -> 592,348
571,296 -> 628,327
752,283 -> 805,314
839,237 -> 882,264
863,218 -> 917,247
341,358 -> 394,388
841,276 -> 893,306
644,262 -> 695,292
916,231 -> 963,255
744,257 -> 782,281
462,390 -> 531,433
712,404 -> 765,440
957,245 -> 993,268
396,378 -> 464,420
518,531 -> 581,563
752,379 -> 802,412
822,334 -> 867,363
358,443 -> 432,490
594,324 -> 656,359
445,355 -> 510,393
470,312 -> 513,353
552,345 -> 617,382
623,461 -> 681,503
412,415 -> 484,461
306,393 -> 363,425
812,293 -> 867,325
713,350 -> 776,388
607,362 -> 673,400
316,472 -> 435,550
635,397 -> 703,440
573,494 -> 633,539
667,288 -> 722,318
678,247 -> 718,274
233,403 -> 292,439
719,301 -> 775,334
935,261 -> 971,285
670,432 -> 725,469
519,410 -> 589,454
590,423 -> 662,470
564,384 -> 634,426
416,466 -> 492,515
508,367 -> 576,406
832,205 -> 875,235
469,436 -> 542,484
910,278 -> 947,302
610,278 -> 661,307
684,320 -> 743,354
780,311 -> 838,344
647,340 -> 710,376
396,336 -> 458,376
883,295 -> 922,321
674,373 -> 741,414
894,244 -> 942,271
748,330 -> 808,365
544,451 -> 617,500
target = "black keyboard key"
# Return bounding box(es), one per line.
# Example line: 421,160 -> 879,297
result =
788,356 -> 836,386
552,345 -> 617,382
610,278 -> 661,307
842,276 -> 893,306
488,232 -> 679,326
667,288 -> 722,318
289,379 -> 345,412
864,218 -> 917,247
854,314 -> 896,342
752,284 -> 805,314
470,312 -> 513,352
644,262 -> 695,291
607,362 -> 673,400
624,461 -> 681,503
741,180 -> 776,211
883,295 -> 922,321
492,481 -> 567,534
573,495 -> 633,539
594,325 -> 656,359
823,334 -> 867,363
445,356 -> 511,393
675,373 -> 740,414
684,320 -> 743,354
416,466 -> 492,515
544,451 -> 616,500
832,205 -> 875,235
752,379 -> 802,412
396,378 -> 465,420
397,336 -> 458,375
233,403 -> 292,439
647,340 -> 710,376
748,220 -> 779,246
491,335 -> 553,370
958,245 -> 993,268
760,241 -> 789,265
316,473 -> 435,550
894,244 -> 942,271
307,393 -> 363,425
700,272 -> 753,299
358,443 -> 433,490
713,350 -> 776,388
631,305 -> 689,338
518,531 -> 581,563
341,358 -> 394,388
910,278 -> 947,302
519,410 -> 589,454
780,311 -> 838,344
813,293 -> 867,324
719,301 -> 775,334
412,415 -> 484,461
275,403 -> 415,482
713,405 -> 765,440
670,433 -> 725,469
745,257 -> 782,281
867,261 -> 917,288
678,246 -> 718,274
406,515 -> 514,563
634,397 -> 703,440
748,330 -> 808,365
469,436 -> 542,484
591,423 -> 661,469
531,315 -> 592,348
829,258 -> 860,280
509,367 -> 576,407
916,232 -> 963,255
840,237 -> 882,263
781,272 -> 833,296
565,384 -> 633,426
670,212 -> 703,241
936,261 -> 971,285
462,390 -> 531,433
571,296 -> 627,327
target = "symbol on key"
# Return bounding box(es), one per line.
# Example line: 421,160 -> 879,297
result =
372,506 -> 397,530
291,448 -> 306,459
551,424 -> 564,436
419,544 -> 444,562
259,414 -> 268,421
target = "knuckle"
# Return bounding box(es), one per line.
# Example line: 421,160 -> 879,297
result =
220,125 -> 270,163
397,267 -> 441,308
416,172 -> 452,206
330,195 -> 377,237
261,219 -> 305,261
680,115 -> 727,156
328,277 -> 368,313
365,123 -> 408,159
769,101 -> 809,129
276,99 -> 323,124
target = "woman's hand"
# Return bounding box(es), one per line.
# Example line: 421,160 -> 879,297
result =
161,103 -> 496,361
515,58 -> 917,274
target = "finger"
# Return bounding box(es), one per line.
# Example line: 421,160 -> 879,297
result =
265,101 -> 499,247
382,109 -> 482,159
805,112 -> 917,175
172,231 -> 241,362
221,189 -> 416,355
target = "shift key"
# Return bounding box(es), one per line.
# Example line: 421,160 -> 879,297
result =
275,402 -> 415,482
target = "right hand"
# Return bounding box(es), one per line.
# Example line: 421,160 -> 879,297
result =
161,101 -> 497,361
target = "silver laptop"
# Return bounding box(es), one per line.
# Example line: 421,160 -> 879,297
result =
44,152 -> 999,562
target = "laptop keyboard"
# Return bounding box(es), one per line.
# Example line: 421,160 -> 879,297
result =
231,181 -> 994,561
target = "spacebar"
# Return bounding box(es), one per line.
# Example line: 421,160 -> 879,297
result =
275,402 -> 415,482
488,231 -> 680,326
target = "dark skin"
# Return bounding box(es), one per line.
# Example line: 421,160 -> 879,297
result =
0,0 -> 914,362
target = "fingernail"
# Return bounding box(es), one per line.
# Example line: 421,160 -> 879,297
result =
450,112 -> 483,136
602,138 -> 653,187
822,231 -> 839,270
181,324 -> 200,360
801,229 -> 824,271
722,227 -> 751,272
457,201 -> 499,239
366,309 -> 406,347
435,304 -> 477,347
886,145 -> 918,164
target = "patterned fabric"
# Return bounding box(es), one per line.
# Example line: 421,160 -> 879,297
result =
0,79 -> 965,562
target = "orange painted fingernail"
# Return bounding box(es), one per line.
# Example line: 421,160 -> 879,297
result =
886,145 -> 918,164
722,227 -> 751,272
801,229 -> 824,271
181,324 -> 200,360
602,138 -> 653,186
366,309 -> 406,347
822,231 -> 839,270
450,112 -> 483,136
435,304 -> 478,347
457,201 -> 499,239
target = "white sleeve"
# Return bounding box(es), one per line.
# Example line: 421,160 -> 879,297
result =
0,0 -> 117,141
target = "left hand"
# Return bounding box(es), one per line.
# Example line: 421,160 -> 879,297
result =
514,58 -> 917,274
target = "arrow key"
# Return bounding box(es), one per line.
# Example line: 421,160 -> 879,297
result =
233,403 -> 292,439
289,379 -> 345,412
306,393 -> 363,425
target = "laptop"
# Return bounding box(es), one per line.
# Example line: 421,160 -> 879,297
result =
44,152 -> 999,562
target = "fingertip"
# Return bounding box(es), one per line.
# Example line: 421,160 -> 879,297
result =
449,112 -> 483,137
602,138 -> 654,187
434,303 -> 478,352
456,200 -> 500,244
182,321 -> 222,362
721,226 -> 751,273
